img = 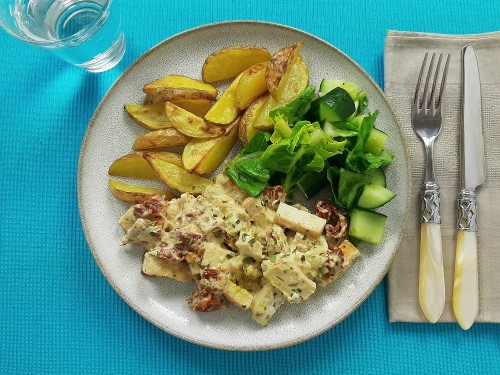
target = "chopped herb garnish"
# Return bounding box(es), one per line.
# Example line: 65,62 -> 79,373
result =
242,257 -> 254,264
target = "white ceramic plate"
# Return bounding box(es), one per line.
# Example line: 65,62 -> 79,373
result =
78,21 -> 410,351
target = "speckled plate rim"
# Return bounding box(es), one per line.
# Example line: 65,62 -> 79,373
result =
77,20 -> 412,351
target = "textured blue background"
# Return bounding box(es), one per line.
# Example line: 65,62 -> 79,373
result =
1,1 -> 499,374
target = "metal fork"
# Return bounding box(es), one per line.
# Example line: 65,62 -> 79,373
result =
412,52 -> 450,323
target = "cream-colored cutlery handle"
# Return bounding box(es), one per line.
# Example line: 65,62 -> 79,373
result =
453,230 -> 479,330
419,222 -> 445,323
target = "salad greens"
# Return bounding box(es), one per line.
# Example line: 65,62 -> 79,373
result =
225,80 -> 395,215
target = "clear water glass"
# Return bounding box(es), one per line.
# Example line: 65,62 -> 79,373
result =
0,0 -> 125,72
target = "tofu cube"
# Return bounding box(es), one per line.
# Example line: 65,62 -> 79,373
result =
274,202 -> 326,238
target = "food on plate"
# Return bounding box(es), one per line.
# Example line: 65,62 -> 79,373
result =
165,102 -> 226,138
108,151 -> 162,180
109,179 -> 175,204
143,75 -> 217,106
108,41 -> 397,325
274,202 -> 327,238
182,119 -> 239,174
125,103 -> 172,130
143,88 -> 216,106
143,152 -> 211,194
279,54 -> 310,103
251,44 -> 309,131
203,74 -> 242,125
234,62 -> 269,110
202,45 -> 272,83
118,174 -> 359,325
143,75 -> 218,98
238,94 -> 268,145
266,41 -> 303,101
132,128 -> 191,150
169,98 -> 212,117
142,252 -> 193,282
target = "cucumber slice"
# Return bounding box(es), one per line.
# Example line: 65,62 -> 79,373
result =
363,128 -> 388,155
349,208 -> 387,244
307,87 -> 356,123
320,87 -> 356,120
319,79 -> 358,100
365,168 -> 386,187
307,100 -> 341,123
357,184 -> 396,209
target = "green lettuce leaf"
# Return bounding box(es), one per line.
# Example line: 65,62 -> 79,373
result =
345,110 -> 393,172
224,132 -> 273,197
269,86 -> 316,124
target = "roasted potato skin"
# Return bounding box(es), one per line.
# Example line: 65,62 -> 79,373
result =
144,88 -> 215,106
108,179 -> 174,204
132,129 -> 191,150
143,75 -> 218,97
266,42 -> 303,100
202,45 -> 272,83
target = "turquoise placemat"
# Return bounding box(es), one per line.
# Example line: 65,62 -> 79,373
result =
1,1 -> 499,373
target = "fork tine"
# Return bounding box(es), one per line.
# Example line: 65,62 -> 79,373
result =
414,53 -> 429,108
422,53 -> 436,109
429,54 -> 444,110
436,54 -> 451,108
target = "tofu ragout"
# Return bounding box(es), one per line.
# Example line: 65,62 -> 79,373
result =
118,174 -> 359,325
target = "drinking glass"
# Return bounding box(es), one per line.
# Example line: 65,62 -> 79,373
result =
0,0 -> 125,72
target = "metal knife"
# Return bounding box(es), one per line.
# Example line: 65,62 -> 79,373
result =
453,45 -> 485,330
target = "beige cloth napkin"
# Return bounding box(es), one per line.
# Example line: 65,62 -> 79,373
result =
384,30 -> 500,323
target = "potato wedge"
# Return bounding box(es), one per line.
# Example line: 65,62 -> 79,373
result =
182,118 -> 239,173
142,252 -> 193,282
143,75 -> 218,98
202,45 -> 272,83
279,54 -> 309,103
132,128 -> 191,150
170,98 -> 213,117
109,151 -> 183,175
195,119 -> 239,174
165,102 -> 225,138
143,153 -> 211,195
234,62 -> 268,110
108,179 -> 175,204
109,152 -> 161,180
144,88 -> 215,105
251,54 -> 309,132
252,94 -> 280,131
238,95 -> 268,145
125,103 -> 172,131
203,74 -> 242,125
266,42 -> 303,100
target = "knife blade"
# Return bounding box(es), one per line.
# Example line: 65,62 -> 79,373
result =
453,45 -> 485,330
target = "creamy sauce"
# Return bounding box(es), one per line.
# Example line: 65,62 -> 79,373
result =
119,174 -> 358,325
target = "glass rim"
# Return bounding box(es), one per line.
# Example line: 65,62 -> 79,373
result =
0,0 -> 114,47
